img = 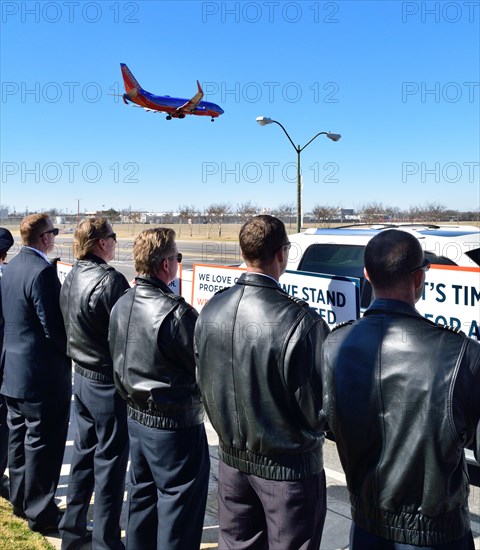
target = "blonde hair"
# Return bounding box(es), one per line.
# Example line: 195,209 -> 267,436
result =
74,218 -> 111,259
134,228 -> 176,276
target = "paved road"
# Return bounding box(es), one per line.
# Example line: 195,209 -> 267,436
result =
7,237 -> 242,282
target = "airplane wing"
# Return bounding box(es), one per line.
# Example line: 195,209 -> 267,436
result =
177,80 -> 204,113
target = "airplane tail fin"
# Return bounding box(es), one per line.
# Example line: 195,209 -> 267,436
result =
120,63 -> 142,94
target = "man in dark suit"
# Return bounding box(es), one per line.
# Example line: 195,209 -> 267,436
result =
0,213 -> 71,534
0,227 -> 14,500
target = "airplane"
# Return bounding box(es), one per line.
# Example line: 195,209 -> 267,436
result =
119,63 -> 224,121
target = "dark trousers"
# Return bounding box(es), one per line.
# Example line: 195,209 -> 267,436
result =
5,392 -> 70,530
218,460 -> 327,550
350,523 -> 475,550
125,417 -> 210,550
0,394 -> 8,477
60,372 -> 129,550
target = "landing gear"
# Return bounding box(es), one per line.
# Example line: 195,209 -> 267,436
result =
178,114 -> 185,119
211,117 -> 215,122
166,115 -> 172,120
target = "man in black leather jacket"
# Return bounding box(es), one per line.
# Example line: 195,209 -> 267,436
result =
59,218 -> 129,550
195,215 -> 330,550
109,228 -> 209,550
322,229 -> 480,549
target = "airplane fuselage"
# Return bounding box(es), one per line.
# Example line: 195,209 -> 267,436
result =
127,88 -> 224,118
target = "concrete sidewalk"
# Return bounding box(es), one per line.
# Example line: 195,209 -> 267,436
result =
43,430 -> 480,550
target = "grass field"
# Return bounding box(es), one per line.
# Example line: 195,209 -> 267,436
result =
2,220 -> 479,241
0,498 -> 55,550
85,220 -> 480,241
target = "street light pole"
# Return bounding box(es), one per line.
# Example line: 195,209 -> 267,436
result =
256,117 -> 341,233
296,145 -> 301,232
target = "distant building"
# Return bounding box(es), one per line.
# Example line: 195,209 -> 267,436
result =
340,209 -> 360,222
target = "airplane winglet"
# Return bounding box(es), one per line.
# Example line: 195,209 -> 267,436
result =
177,81 -> 204,113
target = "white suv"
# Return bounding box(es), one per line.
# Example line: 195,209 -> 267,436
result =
286,224 -> 480,309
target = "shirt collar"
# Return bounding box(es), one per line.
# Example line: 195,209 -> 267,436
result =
24,246 -> 50,264
365,298 -> 421,318
246,271 -> 280,286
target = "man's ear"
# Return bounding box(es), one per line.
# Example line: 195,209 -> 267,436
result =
97,238 -> 107,252
364,267 -> 371,283
160,257 -> 169,273
39,233 -> 48,248
152,261 -> 166,280
412,268 -> 424,291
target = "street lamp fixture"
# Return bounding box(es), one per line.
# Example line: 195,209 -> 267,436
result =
255,116 -> 273,126
256,116 -> 341,233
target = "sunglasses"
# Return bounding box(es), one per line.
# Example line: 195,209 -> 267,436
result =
410,258 -> 431,274
40,228 -> 59,237
168,253 -> 182,263
277,241 -> 291,252
105,232 -> 117,242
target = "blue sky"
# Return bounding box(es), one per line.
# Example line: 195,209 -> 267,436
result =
1,0 -> 479,215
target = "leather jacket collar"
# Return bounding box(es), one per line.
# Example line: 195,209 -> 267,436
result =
364,298 -> 422,319
83,252 -> 107,265
135,275 -> 172,294
236,271 -> 281,289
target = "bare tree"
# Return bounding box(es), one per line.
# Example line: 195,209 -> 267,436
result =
423,202 -> 447,223
236,201 -> 258,224
104,208 -> 120,222
444,209 -> 459,223
205,203 -> 231,238
271,203 -> 295,228
358,202 -> 386,224
47,208 -> 60,219
163,211 -> 173,225
178,205 -> 196,237
406,206 -> 421,222
311,205 -> 338,228
130,211 -> 142,235
458,209 -> 479,222
384,206 -> 400,222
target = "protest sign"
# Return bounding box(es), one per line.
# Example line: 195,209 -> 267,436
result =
191,264 -> 360,327
417,265 -> 480,340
